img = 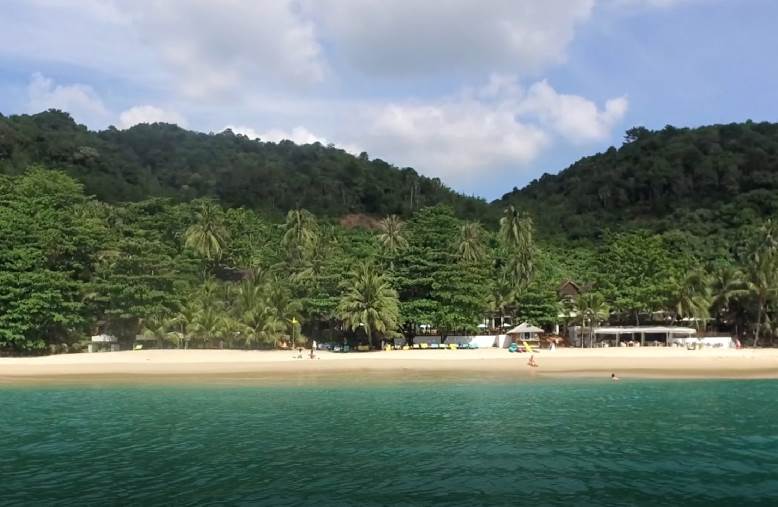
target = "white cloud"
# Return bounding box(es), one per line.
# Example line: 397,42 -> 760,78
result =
26,73 -> 109,126
227,125 -> 325,145
308,0 -> 595,77
349,75 -> 627,185
519,80 -> 628,143
118,105 -> 187,129
118,0 -> 326,97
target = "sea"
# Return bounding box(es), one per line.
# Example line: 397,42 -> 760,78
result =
1,377 -> 777,506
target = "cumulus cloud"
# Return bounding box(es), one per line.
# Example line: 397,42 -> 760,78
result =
519,81 -> 628,143
26,73 -> 109,126
350,75 -> 627,185
226,125 -> 325,145
118,0 -> 326,97
118,105 -> 187,129
308,0 -> 595,77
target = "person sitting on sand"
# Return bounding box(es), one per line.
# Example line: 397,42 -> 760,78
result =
611,373 -> 619,381
527,355 -> 538,367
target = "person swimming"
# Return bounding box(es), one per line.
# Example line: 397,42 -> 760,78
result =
611,373 -> 619,381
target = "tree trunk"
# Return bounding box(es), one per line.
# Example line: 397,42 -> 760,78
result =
366,327 -> 373,350
634,310 -> 640,326
753,302 -> 763,348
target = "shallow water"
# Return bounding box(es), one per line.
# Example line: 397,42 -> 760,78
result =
2,378 -> 777,506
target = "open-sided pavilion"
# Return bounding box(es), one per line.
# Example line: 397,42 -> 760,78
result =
592,326 -> 696,347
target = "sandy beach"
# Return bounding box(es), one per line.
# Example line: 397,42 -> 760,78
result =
1,347 -> 778,384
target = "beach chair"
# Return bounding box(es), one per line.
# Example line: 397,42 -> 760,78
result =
430,343 -> 439,349
523,341 -> 537,354
343,345 -> 351,352
420,343 -> 429,349
470,343 -> 479,349
402,345 -> 410,350
133,344 -> 143,351
449,343 -> 458,350
413,343 -> 421,349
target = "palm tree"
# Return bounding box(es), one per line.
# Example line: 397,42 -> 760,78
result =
488,275 -> 516,329
338,262 -> 401,349
268,282 -> 303,348
575,292 -> 609,348
377,215 -> 408,254
498,205 -> 534,287
458,222 -> 486,263
741,253 -> 778,347
671,269 -> 711,331
139,313 -> 176,349
184,200 -> 229,264
282,209 -> 318,263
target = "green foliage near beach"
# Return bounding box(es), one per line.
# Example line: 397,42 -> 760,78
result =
3,111 -> 778,353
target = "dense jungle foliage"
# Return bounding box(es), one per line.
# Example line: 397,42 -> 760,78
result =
2,111 -> 778,354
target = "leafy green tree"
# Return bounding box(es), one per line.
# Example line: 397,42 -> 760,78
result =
596,231 -> 683,325
338,262 -> 401,348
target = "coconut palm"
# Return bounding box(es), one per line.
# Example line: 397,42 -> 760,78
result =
338,262 -> 401,349
741,253 -> 778,347
711,266 -> 742,317
139,313 -> 176,348
184,200 -> 229,264
377,215 -> 408,254
268,282 -> 303,348
671,269 -> 711,331
575,292 -> 609,348
458,222 -> 486,263
499,205 -> 534,287
282,209 -> 318,262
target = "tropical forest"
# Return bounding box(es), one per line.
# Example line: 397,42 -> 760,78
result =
2,110 -> 778,354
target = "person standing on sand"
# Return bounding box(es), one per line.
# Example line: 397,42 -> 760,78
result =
527,355 -> 538,367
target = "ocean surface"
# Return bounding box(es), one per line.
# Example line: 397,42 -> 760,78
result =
2,377 -> 777,506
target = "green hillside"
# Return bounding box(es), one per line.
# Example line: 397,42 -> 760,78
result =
0,110 -> 490,220
499,122 -> 778,255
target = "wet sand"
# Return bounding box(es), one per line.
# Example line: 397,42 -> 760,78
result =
1,348 -> 777,385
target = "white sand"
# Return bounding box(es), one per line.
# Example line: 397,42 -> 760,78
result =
1,347 -> 777,383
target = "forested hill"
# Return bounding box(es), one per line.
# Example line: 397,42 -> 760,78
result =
0,110 -> 489,220
498,122 -> 778,245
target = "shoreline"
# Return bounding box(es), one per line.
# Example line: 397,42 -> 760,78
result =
2,348 -> 778,385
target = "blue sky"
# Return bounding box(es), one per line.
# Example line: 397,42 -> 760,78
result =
1,0 -> 776,200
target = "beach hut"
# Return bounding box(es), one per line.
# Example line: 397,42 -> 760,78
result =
506,322 -> 544,345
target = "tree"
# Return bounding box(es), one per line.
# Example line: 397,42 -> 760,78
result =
457,222 -> 487,263
282,208 -> 318,265
338,262 -> 401,348
596,231 -> 683,325
575,292 -> 609,348
670,269 -> 711,331
499,206 -> 534,287
184,200 -> 229,265
741,252 -> 778,347
377,215 -> 408,255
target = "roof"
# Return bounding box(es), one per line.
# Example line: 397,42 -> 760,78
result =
506,322 -> 544,334
593,326 -> 696,335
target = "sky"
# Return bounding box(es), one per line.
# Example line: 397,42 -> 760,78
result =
1,0 -> 777,200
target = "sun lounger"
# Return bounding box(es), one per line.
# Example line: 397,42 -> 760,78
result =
420,343 -> 429,349
413,343 -> 421,349
448,343 -> 458,350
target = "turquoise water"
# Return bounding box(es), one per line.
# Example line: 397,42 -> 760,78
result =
2,378 -> 778,506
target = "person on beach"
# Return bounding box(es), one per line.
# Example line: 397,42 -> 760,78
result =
611,373 -> 619,381
527,355 -> 538,367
